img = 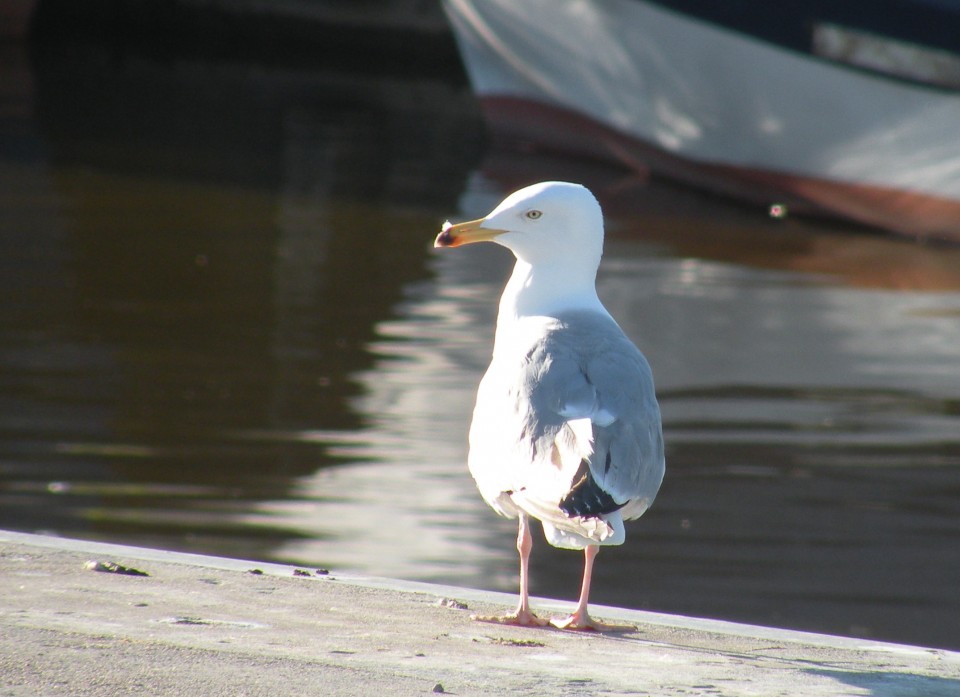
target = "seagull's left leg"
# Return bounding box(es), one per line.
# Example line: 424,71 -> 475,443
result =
552,545 -> 634,632
472,513 -> 548,627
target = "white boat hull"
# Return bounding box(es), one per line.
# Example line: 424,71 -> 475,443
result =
445,0 -> 960,240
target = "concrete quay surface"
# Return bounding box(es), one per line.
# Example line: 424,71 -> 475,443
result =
2,530 -> 958,696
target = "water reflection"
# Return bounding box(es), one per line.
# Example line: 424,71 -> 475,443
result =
1,40 -> 486,565
1,41 -> 959,650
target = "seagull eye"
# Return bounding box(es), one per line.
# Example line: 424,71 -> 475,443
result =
525,209 -> 542,220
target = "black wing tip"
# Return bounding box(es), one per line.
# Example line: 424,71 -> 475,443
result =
559,471 -> 624,518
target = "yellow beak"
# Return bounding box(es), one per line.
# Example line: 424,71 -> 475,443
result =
434,218 -> 506,248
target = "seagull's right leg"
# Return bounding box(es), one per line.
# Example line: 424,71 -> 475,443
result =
472,513 -> 548,627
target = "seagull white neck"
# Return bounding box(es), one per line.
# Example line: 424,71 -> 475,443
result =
494,258 -> 606,348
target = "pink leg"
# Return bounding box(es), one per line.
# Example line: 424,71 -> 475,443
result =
471,514 -> 547,627
552,545 -> 633,632
513,513 -> 542,623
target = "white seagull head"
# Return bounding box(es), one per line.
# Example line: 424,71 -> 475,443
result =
435,181 -> 604,266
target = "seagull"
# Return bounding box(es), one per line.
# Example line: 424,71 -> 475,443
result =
434,181 -> 665,630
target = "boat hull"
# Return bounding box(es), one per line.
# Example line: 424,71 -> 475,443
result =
445,0 -> 960,241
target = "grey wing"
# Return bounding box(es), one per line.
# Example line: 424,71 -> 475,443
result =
532,317 -> 665,519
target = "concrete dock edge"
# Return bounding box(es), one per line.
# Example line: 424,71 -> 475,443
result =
2,529 -> 958,696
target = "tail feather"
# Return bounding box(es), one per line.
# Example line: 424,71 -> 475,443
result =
559,467 -> 624,518
508,489 -> 619,546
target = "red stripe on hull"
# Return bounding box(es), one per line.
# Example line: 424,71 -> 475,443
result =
480,96 -> 960,243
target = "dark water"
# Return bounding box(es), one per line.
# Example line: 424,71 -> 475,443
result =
2,41 -> 960,651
